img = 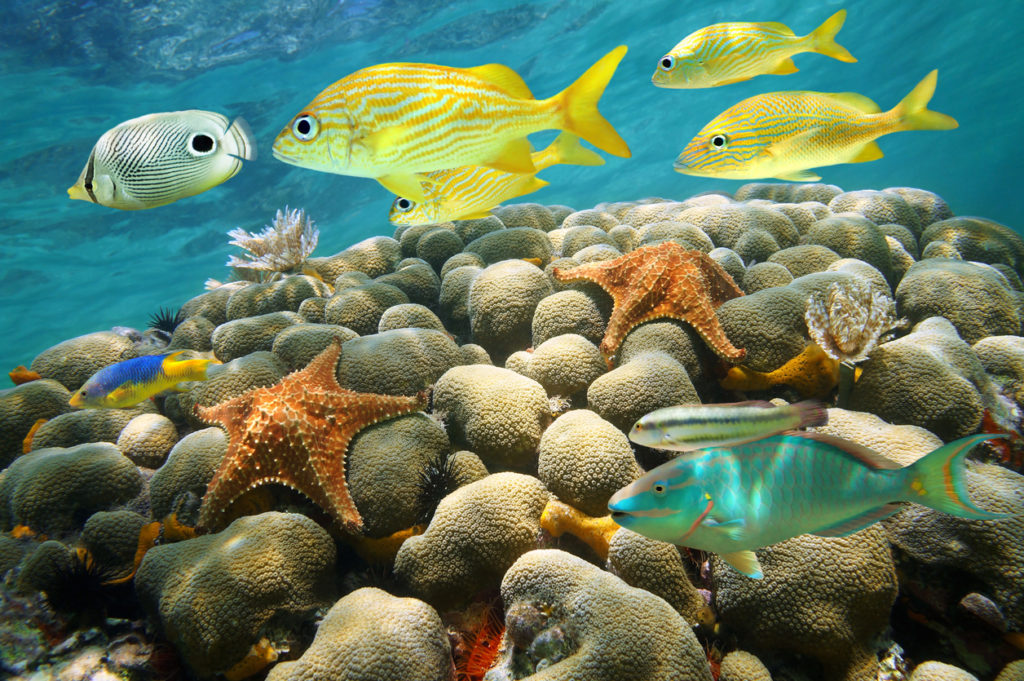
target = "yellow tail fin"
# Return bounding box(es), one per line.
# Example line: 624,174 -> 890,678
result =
893,70 -> 959,131
535,132 -> 606,171
552,46 -> 631,158
164,354 -> 219,381
808,9 -> 857,63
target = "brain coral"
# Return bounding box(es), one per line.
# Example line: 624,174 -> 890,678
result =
377,303 -> 446,333
440,251 -> 485,278
468,259 -> 553,361
0,379 -> 71,467
560,208 -> 620,231
560,225 -> 618,257
453,215 -> 505,244
224,275 -> 331,320
376,261 -> 441,307
81,509 -> 150,574
493,203 -> 558,231
173,351 -> 286,428
883,186 -> 953,227
149,427 -> 226,522
488,549 -> 713,681
733,228 -> 781,265
919,216 -> 1024,274
297,296 -> 328,323
115,413 -> 178,468
972,335 -> 1024,396
30,331 -> 138,391
677,203 -> 798,250
803,215 -> 892,281
712,525 -> 897,681
324,282 -> 409,335
770,201 -> 832,234
768,244 -> 842,278
733,182 -> 842,204
587,352 -> 699,432
417,227 -> 465,273
742,261 -> 794,294
0,442 -> 142,533
338,328 -> 462,396
439,264 -> 482,337
718,651 -> 773,681
271,323 -> 359,371
29,403 -> 154,451
617,321 -> 713,392
828,189 -> 922,234
897,258 -> 1021,344
211,311 -> 305,362
167,314 -> 216,351
265,587 -> 451,681
716,285 -> 809,372
433,365 -> 549,469
531,289 -> 608,347
608,225 -> 638,253
908,661 -> 980,681
393,472 -> 549,609
464,227 -> 554,265
506,334 -> 606,399
537,409 -> 640,516
635,220 -> 715,252
306,235 -> 401,279
136,512 -> 336,677
179,282 -> 250,327
333,270 -> 373,291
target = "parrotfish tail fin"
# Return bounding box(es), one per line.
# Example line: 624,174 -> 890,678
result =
792,400 -> 829,429
808,9 -> 857,63
893,71 -> 959,131
554,45 -> 632,158
225,116 -> 258,161
544,132 -> 606,170
905,434 -> 1012,519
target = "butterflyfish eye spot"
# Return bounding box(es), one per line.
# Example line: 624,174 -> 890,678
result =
189,133 -> 215,154
293,115 -> 319,141
659,55 -> 674,71
710,134 -> 728,149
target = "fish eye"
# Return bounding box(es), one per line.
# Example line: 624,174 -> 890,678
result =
652,482 -> 668,496
393,197 -> 416,213
292,114 -> 320,141
659,55 -> 675,71
188,133 -> 217,156
710,134 -> 729,149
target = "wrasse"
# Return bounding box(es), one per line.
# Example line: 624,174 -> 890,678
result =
653,10 -> 855,89
69,110 -> 255,210
674,70 -> 958,182
629,400 -> 827,451
609,433 -> 1011,578
272,47 -> 631,202
389,132 -> 604,226
69,351 -> 219,409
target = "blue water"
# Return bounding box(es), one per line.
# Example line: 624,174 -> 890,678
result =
1,0 -> 1020,367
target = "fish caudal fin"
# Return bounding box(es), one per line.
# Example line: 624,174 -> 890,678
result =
163,354 -> 220,382
893,71 -> 959,131
542,132 -> 605,171
808,9 -> 857,63
224,116 -> 258,161
904,434 -> 1011,519
792,400 -> 829,429
553,46 -> 631,158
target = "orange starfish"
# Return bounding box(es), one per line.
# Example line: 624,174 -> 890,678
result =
196,340 -> 426,534
551,242 -> 745,364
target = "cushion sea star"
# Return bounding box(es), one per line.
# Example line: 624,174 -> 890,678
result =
195,339 -> 426,534
551,242 -> 746,365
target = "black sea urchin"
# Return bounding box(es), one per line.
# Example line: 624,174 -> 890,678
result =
148,306 -> 184,333
415,451 -> 461,524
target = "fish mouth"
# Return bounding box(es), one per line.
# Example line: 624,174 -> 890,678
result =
68,393 -> 84,408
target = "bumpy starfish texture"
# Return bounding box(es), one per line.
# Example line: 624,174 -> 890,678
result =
552,242 -> 746,364
195,340 -> 426,533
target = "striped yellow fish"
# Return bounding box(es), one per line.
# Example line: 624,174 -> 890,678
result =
653,10 -> 856,89
674,70 -> 958,182
68,110 -> 255,210
389,132 -> 604,226
272,47 -> 631,202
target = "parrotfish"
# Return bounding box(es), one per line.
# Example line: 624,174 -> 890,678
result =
389,132 -> 604,226
673,70 -> 958,182
652,10 -> 856,89
629,400 -> 827,451
69,351 -> 219,409
68,110 -> 256,210
608,433 -> 1011,578
272,47 -> 631,202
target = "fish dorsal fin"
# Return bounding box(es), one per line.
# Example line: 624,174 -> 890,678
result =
850,141 -> 884,163
467,64 -> 534,99
484,137 -> 537,174
751,20 -> 795,35
714,400 -> 776,409
163,350 -> 186,363
786,431 -> 902,470
719,550 -> 763,578
811,504 -> 903,537
826,92 -> 882,114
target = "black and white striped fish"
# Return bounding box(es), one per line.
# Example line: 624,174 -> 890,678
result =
68,110 -> 256,210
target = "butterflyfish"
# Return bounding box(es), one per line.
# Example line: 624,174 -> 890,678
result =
389,132 -> 605,226
673,70 -> 958,182
629,400 -> 828,452
653,10 -> 856,89
68,110 -> 256,210
609,432 -> 1013,578
69,351 -> 220,409
272,47 -> 631,202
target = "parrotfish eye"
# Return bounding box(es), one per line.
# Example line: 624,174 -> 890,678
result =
658,55 -> 675,71
710,134 -> 729,150
292,114 -> 320,142
652,481 -> 668,496
393,197 -> 416,213
188,133 -> 217,156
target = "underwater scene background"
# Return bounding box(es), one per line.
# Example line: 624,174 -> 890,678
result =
0,0 -> 1020,365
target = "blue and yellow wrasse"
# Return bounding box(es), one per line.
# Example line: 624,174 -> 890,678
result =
272,47 -> 631,202
69,351 -> 219,409
674,70 -> 958,182
629,400 -> 827,452
653,10 -> 855,89
389,132 -> 604,226
608,433 -> 1012,578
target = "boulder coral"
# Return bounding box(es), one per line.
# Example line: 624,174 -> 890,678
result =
768,244 -> 842,278
224,275 -> 331,320
306,235 -> 401,279
211,311 -> 304,362
115,413 -> 178,468
271,322 -> 358,371
166,314 -> 216,351
464,227 -> 554,265
803,215 -> 892,281
506,334 -> 606,400
828,189 -> 922,234
338,328 -> 463,396
375,261 -> 441,307
173,351 -> 286,429
439,264 -> 482,337
918,216 -> 1024,273
29,331 -> 139,392
717,285 -> 809,373
468,259 -> 552,361
29,404 -> 154,451
0,379 -> 71,467
149,427 -> 227,522
493,203 -> 558,231
587,351 -> 699,432
742,261 -> 794,294
323,282 -> 409,335
180,282 -> 249,327
531,289 -> 608,347
377,303 -> 446,333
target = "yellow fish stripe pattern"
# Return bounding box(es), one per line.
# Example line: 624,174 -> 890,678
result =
389,132 -> 604,225
674,70 -> 958,182
272,47 -> 630,202
653,10 -> 856,89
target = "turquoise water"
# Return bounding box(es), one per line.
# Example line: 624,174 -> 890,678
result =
1,0 -> 1019,367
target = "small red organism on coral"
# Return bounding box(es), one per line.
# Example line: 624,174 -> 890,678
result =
9,365 -> 41,385
454,599 -> 505,681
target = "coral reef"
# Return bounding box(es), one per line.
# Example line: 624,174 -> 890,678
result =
225,207 -> 319,276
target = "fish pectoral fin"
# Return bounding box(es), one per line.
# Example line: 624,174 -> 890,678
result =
360,125 -> 413,154
467,64 -> 534,99
705,517 -> 747,542
811,504 -> 903,537
484,138 -> 537,174
719,550 -> 763,579
849,141 -> 884,163
763,127 -> 820,159
774,169 -> 822,182
770,58 -> 799,76
377,174 -> 430,202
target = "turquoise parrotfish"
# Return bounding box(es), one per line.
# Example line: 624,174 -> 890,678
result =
608,432 -> 1011,578
69,351 -> 219,409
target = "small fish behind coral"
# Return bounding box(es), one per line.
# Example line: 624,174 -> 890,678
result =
69,351 -> 219,409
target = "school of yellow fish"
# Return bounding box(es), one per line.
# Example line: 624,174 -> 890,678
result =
67,9 -> 958,222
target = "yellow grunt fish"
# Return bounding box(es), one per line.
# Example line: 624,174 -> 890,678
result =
68,110 -> 256,210
653,10 -> 855,89
272,47 -> 631,202
674,70 -> 958,182
389,132 -> 604,226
